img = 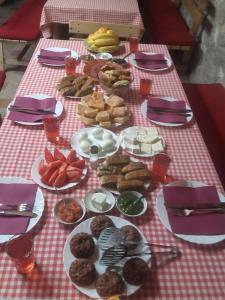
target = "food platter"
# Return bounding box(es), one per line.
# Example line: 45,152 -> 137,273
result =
63,216 -> 151,298
71,127 -> 120,159
129,52 -> 173,72
156,180 -> 225,245
36,47 -> 78,67
119,126 -> 166,157
7,94 -> 63,126
0,177 -> 44,244
140,97 -> 193,127
31,149 -> 88,191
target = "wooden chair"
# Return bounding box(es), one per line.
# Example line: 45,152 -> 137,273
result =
69,20 -> 141,40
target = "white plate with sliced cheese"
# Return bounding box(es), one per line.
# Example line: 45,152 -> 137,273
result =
84,187 -> 116,213
119,126 -> 166,157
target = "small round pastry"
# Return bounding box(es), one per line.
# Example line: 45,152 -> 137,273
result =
122,257 -> 149,285
90,215 -> 114,238
120,225 -> 141,250
96,271 -> 124,297
91,128 -> 103,139
80,140 -> 91,153
78,131 -> 88,142
70,232 -> 95,258
69,259 -> 96,286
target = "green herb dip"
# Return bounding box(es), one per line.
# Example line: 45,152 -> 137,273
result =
117,192 -> 144,215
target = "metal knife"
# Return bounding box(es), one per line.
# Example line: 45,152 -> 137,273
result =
0,210 -> 37,218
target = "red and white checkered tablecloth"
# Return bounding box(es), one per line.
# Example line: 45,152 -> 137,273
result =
40,0 -> 144,39
0,38 -> 225,300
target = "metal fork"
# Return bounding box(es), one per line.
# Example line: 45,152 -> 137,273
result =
171,207 -> 225,216
0,203 -> 34,211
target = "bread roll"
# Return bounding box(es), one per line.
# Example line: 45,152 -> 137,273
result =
100,175 -> 124,188
117,180 -> 145,192
124,169 -> 150,181
121,162 -> 146,174
106,155 -> 130,166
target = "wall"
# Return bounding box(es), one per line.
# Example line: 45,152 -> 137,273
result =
187,0 -> 225,85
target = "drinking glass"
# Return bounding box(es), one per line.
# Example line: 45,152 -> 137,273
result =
140,78 -> 153,97
6,235 -> 35,274
65,56 -> 77,75
43,116 -> 60,143
129,37 -> 139,54
151,153 -> 172,184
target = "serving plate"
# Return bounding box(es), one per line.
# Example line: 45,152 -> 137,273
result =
156,180 -> 225,245
63,216 -> 151,298
0,177 -> 44,244
140,96 -> 193,127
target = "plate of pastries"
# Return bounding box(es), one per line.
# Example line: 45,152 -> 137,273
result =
77,91 -> 132,129
96,154 -> 152,195
56,74 -> 95,98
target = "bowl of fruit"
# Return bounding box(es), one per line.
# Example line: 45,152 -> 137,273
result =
54,197 -> 86,225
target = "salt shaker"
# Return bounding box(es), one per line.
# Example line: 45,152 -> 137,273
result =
89,145 -> 99,169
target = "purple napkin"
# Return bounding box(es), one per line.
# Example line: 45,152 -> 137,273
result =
8,96 -> 57,122
135,52 -> 168,69
0,183 -> 38,235
38,49 -> 71,65
147,97 -> 187,123
163,185 -> 225,235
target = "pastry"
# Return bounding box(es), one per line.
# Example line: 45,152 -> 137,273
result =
106,95 -> 124,108
100,174 -> 123,188
105,154 -> 130,166
80,115 -> 97,126
124,169 -> 150,180
96,111 -> 110,122
117,179 -> 145,192
121,162 -> 146,173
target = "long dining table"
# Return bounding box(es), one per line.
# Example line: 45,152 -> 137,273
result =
40,0 -> 144,39
0,38 -> 225,300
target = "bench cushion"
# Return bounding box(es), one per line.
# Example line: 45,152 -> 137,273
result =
145,0 -> 193,46
0,0 -> 46,41
183,83 -> 225,189
0,70 -> 5,90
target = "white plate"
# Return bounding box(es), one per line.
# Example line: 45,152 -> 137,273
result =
63,216 -> 151,298
129,52 -> 172,72
71,127 -> 120,159
7,94 -> 63,126
31,149 -> 88,191
84,188 -> 115,213
0,176 -> 44,244
156,180 -> 225,245
36,47 -> 78,67
119,126 -> 166,157
84,39 -> 121,53
140,97 -> 193,127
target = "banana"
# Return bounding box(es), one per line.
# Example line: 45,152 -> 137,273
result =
91,32 -> 117,41
98,45 -> 119,52
94,37 -> 119,47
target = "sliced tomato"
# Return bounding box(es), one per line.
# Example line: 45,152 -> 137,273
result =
38,160 -> 47,176
66,166 -> 82,176
47,160 -> 62,173
54,170 -> 68,187
66,150 -> 77,164
70,160 -> 85,169
44,147 -> 54,164
58,162 -> 68,174
48,169 -> 59,186
67,170 -> 81,182
54,148 -> 66,162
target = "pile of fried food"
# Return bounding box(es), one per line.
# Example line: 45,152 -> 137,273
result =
98,64 -> 132,90
97,154 -> 150,192
56,74 -> 95,97
77,91 -> 131,128
86,27 -> 120,52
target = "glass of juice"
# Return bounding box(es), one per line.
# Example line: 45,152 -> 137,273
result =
6,235 -> 35,274
65,55 -> 77,75
151,153 -> 172,184
140,78 -> 153,97
43,115 -> 60,143
129,37 -> 139,53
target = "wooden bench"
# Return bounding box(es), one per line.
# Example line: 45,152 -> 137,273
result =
0,0 -> 46,70
183,83 -> 225,189
139,0 -> 207,70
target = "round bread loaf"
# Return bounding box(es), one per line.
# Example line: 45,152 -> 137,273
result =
70,232 -> 95,258
69,259 -> 96,286
96,271 -> 124,297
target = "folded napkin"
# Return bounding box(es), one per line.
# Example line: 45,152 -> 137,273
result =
8,96 -> 57,122
147,97 -> 187,123
0,183 -> 38,235
38,49 -> 71,65
163,185 -> 225,235
135,52 -> 168,69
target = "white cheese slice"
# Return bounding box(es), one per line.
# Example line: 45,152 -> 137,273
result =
140,143 -> 152,154
147,127 -> 158,136
91,192 -> 107,211
152,140 -> 164,153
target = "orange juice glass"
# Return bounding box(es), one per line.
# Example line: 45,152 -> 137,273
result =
6,235 -> 35,274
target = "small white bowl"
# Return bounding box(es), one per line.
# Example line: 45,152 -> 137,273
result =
116,191 -> 147,217
95,52 -> 112,60
84,187 -> 115,213
54,197 -> 86,225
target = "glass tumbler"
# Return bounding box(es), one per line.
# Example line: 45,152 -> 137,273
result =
43,115 -> 60,143
129,37 -> 139,54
